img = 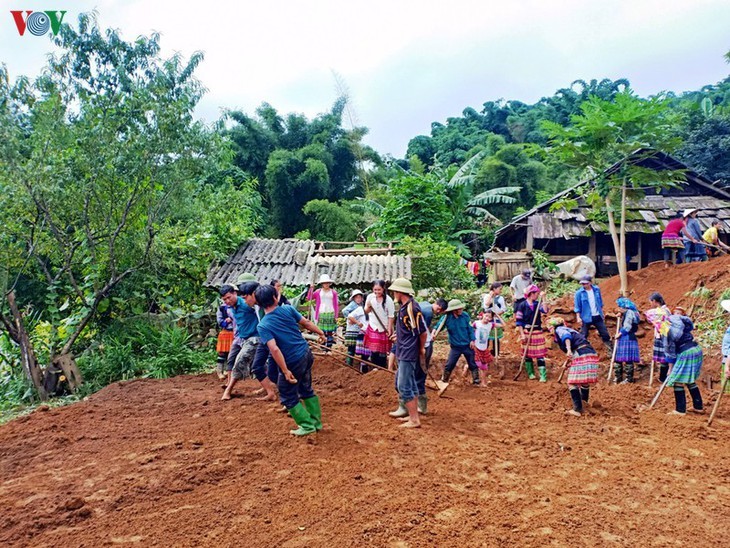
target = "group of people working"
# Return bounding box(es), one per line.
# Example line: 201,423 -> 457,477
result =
661,208 -> 730,264
213,267 -> 730,434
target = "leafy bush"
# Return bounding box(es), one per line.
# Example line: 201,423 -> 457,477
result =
399,236 -> 475,291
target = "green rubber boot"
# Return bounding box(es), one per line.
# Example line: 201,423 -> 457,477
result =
417,395 -> 428,415
525,360 -> 536,380
288,402 -> 317,436
389,400 -> 408,418
302,396 -> 322,431
538,366 -> 548,383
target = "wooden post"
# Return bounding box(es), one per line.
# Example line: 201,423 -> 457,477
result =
637,236 -> 643,269
588,234 -> 597,262
526,224 -> 534,252
7,291 -> 48,401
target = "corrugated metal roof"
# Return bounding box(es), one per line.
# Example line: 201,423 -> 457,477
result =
206,238 -> 412,288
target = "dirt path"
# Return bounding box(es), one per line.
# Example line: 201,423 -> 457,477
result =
2,350 -> 730,547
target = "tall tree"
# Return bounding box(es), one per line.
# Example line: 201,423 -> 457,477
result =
542,90 -> 681,295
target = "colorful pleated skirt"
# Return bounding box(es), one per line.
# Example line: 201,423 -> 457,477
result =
523,330 -> 548,359
355,334 -> 371,357
667,346 -> 703,386
364,326 -> 391,355
567,352 -> 599,385
615,335 -> 640,363
216,329 -> 234,353
474,347 -> 493,370
661,235 -> 684,249
317,311 -> 337,333
652,336 -> 668,364
344,331 -> 359,348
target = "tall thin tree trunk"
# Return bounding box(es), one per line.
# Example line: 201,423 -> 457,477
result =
7,291 -> 48,401
618,182 -> 628,296
605,195 -> 622,290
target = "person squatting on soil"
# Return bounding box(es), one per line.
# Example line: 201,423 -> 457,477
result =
342,290 -> 367,370
515,285 -> 549,382
387,278 -> 428,428
482,282 -> 506,358
255,284 -> 327,436
645,292 -> 672,383
574,275 -> 613,354
614,297 -> 641,384
307,274 -> 339,349
473,311 -> 495,386
439,299 -> 480,385
663,311 -> 704,416
720,299 -> 730,398
510,269 -> 532,313
363,280 -> 395,370
221,282 -> 262,401
548,317 -> 599,417
215,301 -> 234,381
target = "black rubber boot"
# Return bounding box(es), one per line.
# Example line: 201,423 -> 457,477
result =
442,369 -> 452,383
614,363 -> 623,384
673,386 -> 687,414
659,364 -> 669,383
624,363 -> 635,383
688,383 -> 703,411
569,388 -> 583,415
580,386 -> 590,403
471,368 -> 480,385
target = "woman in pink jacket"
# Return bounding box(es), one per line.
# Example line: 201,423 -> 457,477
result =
307,274 -> 339,349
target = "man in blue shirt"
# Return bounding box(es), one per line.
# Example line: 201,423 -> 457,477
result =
573,276 -> 613,354
221,282 -> 261,401
438,299 -> 479,385
255,284 -> 326,436
388,278 -> 427,429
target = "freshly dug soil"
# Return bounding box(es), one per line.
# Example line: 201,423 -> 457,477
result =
2,258 -> 730,547
3,351 -> 730,547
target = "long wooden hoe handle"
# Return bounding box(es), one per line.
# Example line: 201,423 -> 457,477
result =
514,294 -> 542,381
708,379 -> 729,426
607,313 -> 621,384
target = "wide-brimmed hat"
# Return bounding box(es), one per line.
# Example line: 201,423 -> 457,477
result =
389,278 -> 415,296
349,289 -> 364,300
683,208 -> 698,218
721,300 -> 730,313
445,299 -> 466,312
317,274 -> 334,285
237,272 -> 256,283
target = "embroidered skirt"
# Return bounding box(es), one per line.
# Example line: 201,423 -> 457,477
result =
344,331 -> 359,348
364,326 -> 391,355
488,327 -> 504,341
523,330 -> 548,359
474,347 -> 493,370
661,235 -> 684,249
317,311 -> 337,333
652,336 -> 668,364
567,352 -> 599,385
615,335 -> 640,363
355,334 -> 370,357
667,346 -> 703,386
216,330 -> 234,353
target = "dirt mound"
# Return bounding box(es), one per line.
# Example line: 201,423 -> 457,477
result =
3,347 -> 730,547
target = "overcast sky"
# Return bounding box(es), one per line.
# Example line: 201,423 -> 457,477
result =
2,0 -> 729,157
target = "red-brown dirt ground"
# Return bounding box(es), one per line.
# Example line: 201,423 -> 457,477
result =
2,258 -> 730,547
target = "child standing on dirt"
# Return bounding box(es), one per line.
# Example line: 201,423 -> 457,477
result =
548,317 -> 599,417
614,297 -> 640,384
215,299 -> 234,381
473,311 -> 494,386
255,284 -> 327,436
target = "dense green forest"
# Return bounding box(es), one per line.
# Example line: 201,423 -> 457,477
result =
1,15 -> 729,412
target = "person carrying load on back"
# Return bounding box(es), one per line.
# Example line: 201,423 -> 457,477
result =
614,297 -> 641,384
663,311 -> 704,416
515,284 -> 549,382
645,292 -> 672,382
215,298 -> 234,381
548,317 -> 599,417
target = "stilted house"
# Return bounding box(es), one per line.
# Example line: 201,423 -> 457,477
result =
206,239 -> 411,289
492,150 -> 730,276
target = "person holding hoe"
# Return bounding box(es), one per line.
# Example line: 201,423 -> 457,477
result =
548,317 -> 599,417
645,292 -> 672,383
388,278 -> 427,429
482,282 -> 507,358
720,299 -> 730,398
363,280 -> 395,370
703,219 -> 730,258
614,297 -> 641,384
439,299 -> 480,385
663,309 -> 704,416
255,284 -> 327,436
515,284 -> 549,381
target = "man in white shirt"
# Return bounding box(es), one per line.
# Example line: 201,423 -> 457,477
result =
510,269 -> 532,313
